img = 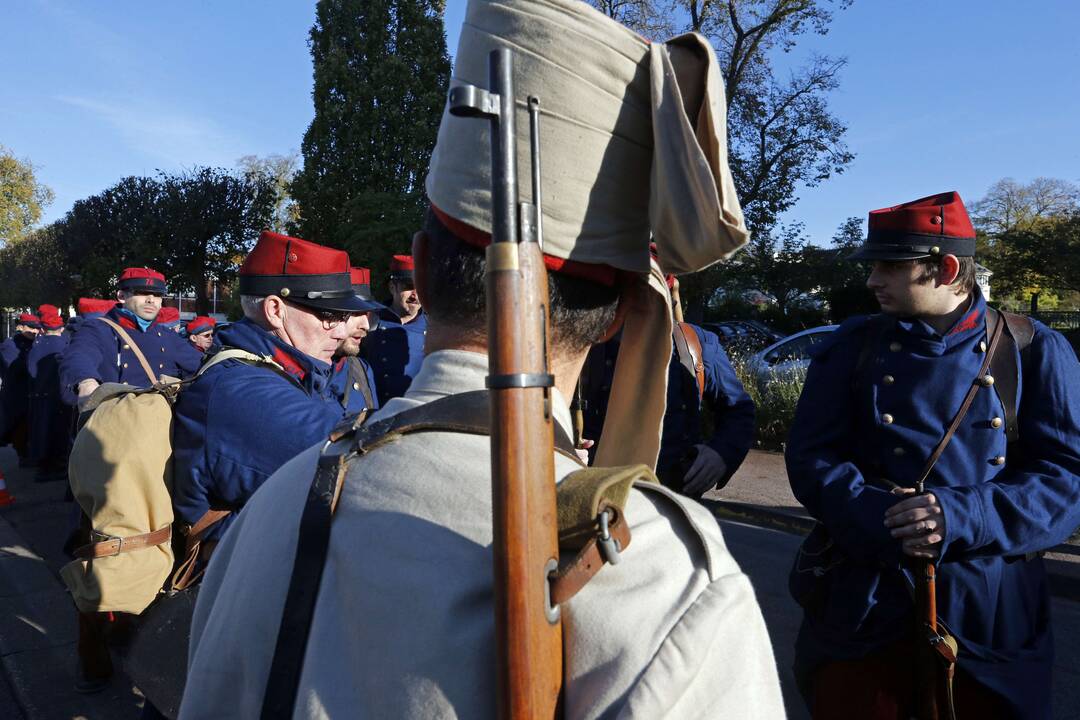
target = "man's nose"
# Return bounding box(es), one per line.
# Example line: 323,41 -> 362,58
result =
866,266 -> 884,290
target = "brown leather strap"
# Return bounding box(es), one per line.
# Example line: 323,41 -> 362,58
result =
988,310 -> 1034,444
549,504 -> 631,605
343,357 -> 376,410
184,509 -> 231,544
673,322 -> 705,399
169,509 -> 233,592
97,317 -> 160,386
915,312 -> 1005,490
75,525 -> 172,559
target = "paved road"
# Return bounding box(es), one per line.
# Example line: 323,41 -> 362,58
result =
721,519 -> 1080,720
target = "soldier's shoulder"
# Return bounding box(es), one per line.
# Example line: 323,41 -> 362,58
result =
807,314 -> 877,362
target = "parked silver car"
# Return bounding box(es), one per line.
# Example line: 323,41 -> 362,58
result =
746,325 -> 838,383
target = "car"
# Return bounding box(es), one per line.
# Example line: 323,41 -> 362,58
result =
746,325 -> 838,383
702,320 -> 783,357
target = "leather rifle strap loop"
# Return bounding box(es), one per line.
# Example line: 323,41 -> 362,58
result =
549,505 -> 631,605
97,317 -> 160,386
673,323 -> 705,400
75,525 -> 172,559
916,312 -> 1005,488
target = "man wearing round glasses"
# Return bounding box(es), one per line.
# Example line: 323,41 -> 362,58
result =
172,231 -> 383,555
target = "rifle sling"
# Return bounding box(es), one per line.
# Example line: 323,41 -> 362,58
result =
261,390 -> 585,719
673,322 -> 705,400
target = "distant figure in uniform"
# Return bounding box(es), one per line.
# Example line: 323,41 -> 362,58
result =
331,267 -> 382,415
157,306 -> 183,333
180,2 -> 783,717
584,276 -> 755,497
786,191 -> 1080,719
26,310 -> 74,482
185,316 -> 216,353
172,231 -> 370,552
0,313 -> 41,465
59,268 -> 202,406
362,254 -> 427,405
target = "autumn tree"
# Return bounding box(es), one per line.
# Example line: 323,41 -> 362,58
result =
291,0 -> 451,298
0,145 -> 55,246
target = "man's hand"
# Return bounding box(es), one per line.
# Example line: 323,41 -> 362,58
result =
884,488 -> 947,559
574,439 -> 595,466
76,379 -> 101,410
682,444 -> 727,497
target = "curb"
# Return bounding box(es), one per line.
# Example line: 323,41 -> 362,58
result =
702,499 -> 1080,603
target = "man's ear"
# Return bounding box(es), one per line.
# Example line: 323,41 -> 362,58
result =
263,295 -> 287,330
412,231 -> 429,307
938,254 -> 961,287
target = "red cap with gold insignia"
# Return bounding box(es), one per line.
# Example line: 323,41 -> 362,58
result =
238,231 -> 373,314
851,191 -> 977,262
186,316 -> 217,335
118,267 -> 168,294
77,298 -> 118,316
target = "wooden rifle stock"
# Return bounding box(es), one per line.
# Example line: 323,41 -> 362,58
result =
449,49 -> 562,719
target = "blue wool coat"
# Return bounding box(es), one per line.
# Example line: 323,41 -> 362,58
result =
172,319 -> 347,542
331,356 -> 379,415
26,333 -> 74,464
786,289 -> 1080,719
363,309 -> 427,406
58,308 -> 202,400
583,323 -> 756,486
0,334 -> 35,442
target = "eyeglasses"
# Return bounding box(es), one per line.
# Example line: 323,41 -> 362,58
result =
283,300 -> 350,330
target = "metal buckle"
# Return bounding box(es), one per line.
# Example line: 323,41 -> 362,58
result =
598,509 -> 622,565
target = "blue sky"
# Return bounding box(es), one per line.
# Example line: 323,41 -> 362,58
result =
3,1 -> 1078,246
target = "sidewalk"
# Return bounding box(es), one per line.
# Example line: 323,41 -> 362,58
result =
0,447 -> 142,719
704,449 -> 1080,601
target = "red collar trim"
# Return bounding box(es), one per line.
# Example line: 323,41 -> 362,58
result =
271,347 -> 307,380
116,315 -> 138,331
430,204 -> 617,287
947,308 -> 981,336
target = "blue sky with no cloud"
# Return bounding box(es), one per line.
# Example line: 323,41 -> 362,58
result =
2,0 -> 1078,246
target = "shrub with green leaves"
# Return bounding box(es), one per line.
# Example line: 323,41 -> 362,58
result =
730,358 -> 807,451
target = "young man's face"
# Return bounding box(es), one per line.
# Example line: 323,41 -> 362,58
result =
390,279 -> 420,319
335,313 -> 372,358
119,290 -> 163,321
866,260 -> 946,318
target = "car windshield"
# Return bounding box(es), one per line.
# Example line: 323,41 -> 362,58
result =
765,331 -> 830,364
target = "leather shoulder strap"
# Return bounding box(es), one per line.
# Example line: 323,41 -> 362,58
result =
97,317 -> 159,386
987,309 -> 1034,444
343,357 -> 376,410
673,322 -> 705,399
197,347 -> 303,389
260,390 -> 581,718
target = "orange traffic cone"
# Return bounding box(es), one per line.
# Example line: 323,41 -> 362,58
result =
0,470 -> 14,507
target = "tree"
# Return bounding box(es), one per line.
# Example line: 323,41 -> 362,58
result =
54,168 -> 275,313
291,0 -> 451,298
238,152 -> 301,233
814,215 -> 876,320
0,223 -> 72,308
0,145 -> 55,246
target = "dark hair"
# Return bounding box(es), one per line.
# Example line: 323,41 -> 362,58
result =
422,210 -> 620,353
915,255 -> 977,295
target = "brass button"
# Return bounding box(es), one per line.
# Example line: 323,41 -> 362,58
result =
889,341 -> 901,352
883,375 -> 895,385
930,216 -> 941,225
123,362 -> 128,368
979,341 -> 987,353
930,246 -> 940,254
980,375 -> 995,387
894,447 -> 905,456
157,332 -> 162,337
991,417 -> 1003,429
288,252 -> 298,262
280,288 -> 291,297
159,363 -> 164,369
993,456 -> 1006,466
161,347 -> 166,352
123,344 -> 130,350
352,382 -> 361,391
882,413 -> 894,425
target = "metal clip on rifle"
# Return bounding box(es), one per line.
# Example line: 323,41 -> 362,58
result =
449,49 -> 562,720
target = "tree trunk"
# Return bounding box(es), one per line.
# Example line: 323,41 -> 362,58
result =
1030,291 -> 1040,315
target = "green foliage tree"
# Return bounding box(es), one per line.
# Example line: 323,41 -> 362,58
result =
292,0 -> 451,299
238,152 -> 301,233
814,215 -> 877,320
0,223 -> 72,308
0,145 -> 55,246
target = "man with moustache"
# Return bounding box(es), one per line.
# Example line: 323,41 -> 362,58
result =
331,267 -> 382,414
786,191 -> 1080,719
59,268 -> 202,406
362,255 -> 427,404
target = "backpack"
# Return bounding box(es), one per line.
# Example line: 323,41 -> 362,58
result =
61,318 -> 300,614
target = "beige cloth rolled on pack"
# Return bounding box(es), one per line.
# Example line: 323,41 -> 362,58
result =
426,0 -> 748,468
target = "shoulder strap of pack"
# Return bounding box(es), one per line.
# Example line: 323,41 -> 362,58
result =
343,357 -> 376,410
197,347 -> 303,389
987,309 -> 1034,444
97,317 -> 159,386
673,322 -> 705,400
259,390 -> 590,719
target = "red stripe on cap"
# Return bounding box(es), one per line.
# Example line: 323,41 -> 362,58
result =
430,204 -> 617,287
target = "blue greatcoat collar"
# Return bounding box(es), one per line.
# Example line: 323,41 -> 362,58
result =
890,287 -> 987,357
214,318 -> 333,397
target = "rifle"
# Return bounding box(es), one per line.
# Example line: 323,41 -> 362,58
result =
450,49 -> 562,719
914,477 -> 957,720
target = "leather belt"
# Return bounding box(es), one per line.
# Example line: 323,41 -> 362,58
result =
75,525 -> 172,559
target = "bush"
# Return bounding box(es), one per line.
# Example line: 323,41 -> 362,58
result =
730,357 -> 806,451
